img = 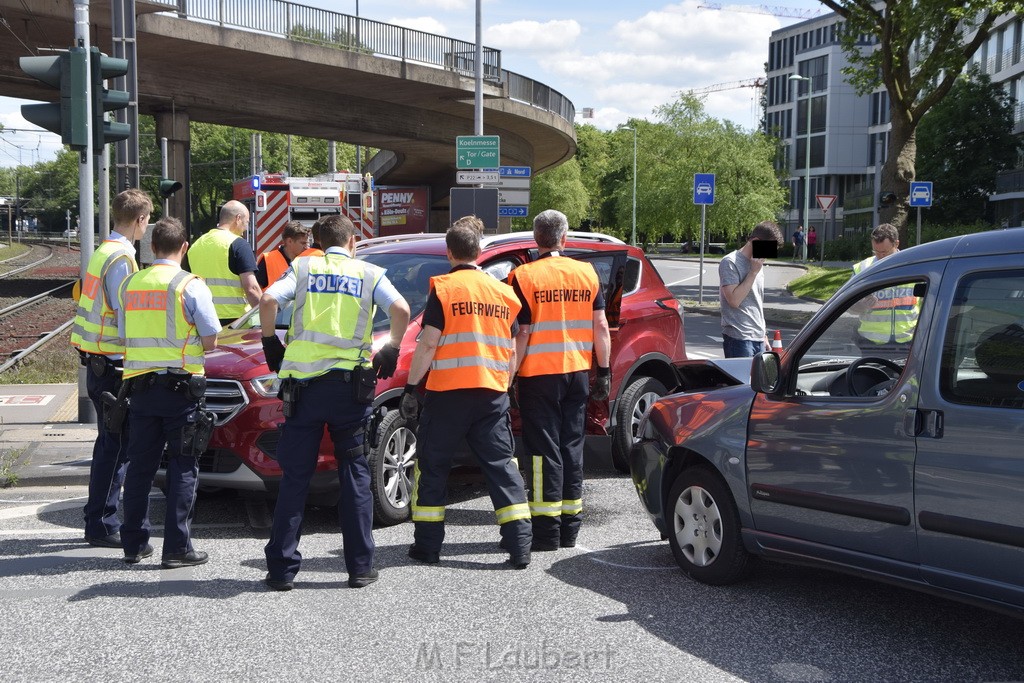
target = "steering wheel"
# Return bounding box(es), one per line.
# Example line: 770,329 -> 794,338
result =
845,357 -> 903,397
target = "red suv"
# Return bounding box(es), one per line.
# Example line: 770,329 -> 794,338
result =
190,232 -> 687,524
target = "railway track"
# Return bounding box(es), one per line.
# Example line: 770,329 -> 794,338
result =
0,243 -> 55,280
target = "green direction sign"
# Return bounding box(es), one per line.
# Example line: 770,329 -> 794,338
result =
456,135 -> 500,169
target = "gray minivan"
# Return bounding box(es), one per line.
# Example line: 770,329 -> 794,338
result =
630,228 -> 1024,616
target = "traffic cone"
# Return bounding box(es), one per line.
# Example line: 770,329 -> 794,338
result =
771,330 -> 783,353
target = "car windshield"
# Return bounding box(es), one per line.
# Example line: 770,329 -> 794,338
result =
361,252 -> 451,331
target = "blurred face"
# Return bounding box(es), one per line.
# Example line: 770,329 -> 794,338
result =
282,235 -> 307,260
872,238 -> 899,260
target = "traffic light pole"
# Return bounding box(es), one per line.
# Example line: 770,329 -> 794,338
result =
76,0 -> 96,424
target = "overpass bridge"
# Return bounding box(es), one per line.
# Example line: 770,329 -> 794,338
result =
0,0 -> 576,226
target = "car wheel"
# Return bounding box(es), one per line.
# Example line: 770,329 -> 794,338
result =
666,466 -> 750,585
610,376 -> 668,473
369,409 -> 417,526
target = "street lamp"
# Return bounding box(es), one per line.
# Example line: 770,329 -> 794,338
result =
790,74 -> 811,250
621,125 -> 637,246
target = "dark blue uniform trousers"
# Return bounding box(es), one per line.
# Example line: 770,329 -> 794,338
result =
518,371 -> 589,545
84,363 -> 130,539
264,373 -> 374,582
121,383 -> 201,557
413,388 -> 532,556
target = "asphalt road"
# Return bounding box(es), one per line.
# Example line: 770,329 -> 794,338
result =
2,460 -> 1023,682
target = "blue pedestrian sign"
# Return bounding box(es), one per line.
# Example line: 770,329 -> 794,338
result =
693,173 -> 715,205
909,181 -> 932,208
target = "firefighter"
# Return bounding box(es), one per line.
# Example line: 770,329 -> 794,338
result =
255,220 -> 310,288
117,217 -> 221,567
299,219 -> 325,257
508,209 -> 611,551
71,188 -> 152,548
259,215 -> 410,591
401,217 -> 533,569
185,199 -> 262,325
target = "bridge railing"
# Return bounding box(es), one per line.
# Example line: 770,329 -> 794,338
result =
160,0 -> 574,123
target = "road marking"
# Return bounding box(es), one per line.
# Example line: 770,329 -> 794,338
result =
665,272 -> 703,286
575,543 -> 679,571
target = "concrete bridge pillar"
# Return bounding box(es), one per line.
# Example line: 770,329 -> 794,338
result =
153,108 -> 191,233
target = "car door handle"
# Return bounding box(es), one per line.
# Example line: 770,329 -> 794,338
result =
906,408 -> 943,438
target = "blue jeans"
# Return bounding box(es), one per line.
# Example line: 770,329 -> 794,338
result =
722,334 -> 764,358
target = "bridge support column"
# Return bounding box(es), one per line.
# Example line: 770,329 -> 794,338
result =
153,108 -> 192,234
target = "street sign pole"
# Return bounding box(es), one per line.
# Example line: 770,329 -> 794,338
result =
917,207 -> 922,247
698,204 -> 707,306
75,0 -> 96,424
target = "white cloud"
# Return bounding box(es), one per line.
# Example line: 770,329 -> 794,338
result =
410,0 -> 468,9
385,16 -> 448,35
484,20 -> 582,52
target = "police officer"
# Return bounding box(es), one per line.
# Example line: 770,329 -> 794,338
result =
401,217 -> 533,569
260,215 -> 410,591
508,209 -> 611,551
852,223 -> 918,353
256,220 -> 310,288
71,188 -> 152,548
186,199 -> 262,325
117,217 -> 221,567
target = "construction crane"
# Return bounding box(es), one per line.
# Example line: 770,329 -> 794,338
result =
698,3 -> 823,19
688,78 -> 766,96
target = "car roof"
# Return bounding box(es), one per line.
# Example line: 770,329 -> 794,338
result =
357,231 -> 633,257
852,227 -> 1024,282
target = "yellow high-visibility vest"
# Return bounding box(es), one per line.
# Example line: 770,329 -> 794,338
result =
188,228 -> 249,320
278,253 -> 384,380
120,265 -> 205,379
71,239 -> 137,355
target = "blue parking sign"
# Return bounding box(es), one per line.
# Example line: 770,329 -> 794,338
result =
694,173 -> 715,205
909,181 -> 932,208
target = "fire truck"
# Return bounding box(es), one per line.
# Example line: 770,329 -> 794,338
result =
232,171 -> 376,257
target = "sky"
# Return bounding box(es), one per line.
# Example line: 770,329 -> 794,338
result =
0,0 -> 823,169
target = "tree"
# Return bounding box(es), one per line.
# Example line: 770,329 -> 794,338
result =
601,94 -> 785,244
916,70 -> 1020,224
819,0 -> 1024,238
519,158 -> 589,230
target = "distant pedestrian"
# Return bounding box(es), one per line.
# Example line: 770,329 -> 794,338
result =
807,226 -> 817,260
719,221 -> 782,358
792,226 -> 806,262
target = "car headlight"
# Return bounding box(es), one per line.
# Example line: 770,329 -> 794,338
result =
250,373 -> 281,398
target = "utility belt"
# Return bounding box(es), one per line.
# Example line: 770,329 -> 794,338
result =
101,369 -> 215,458
79,351 -> 123,379
279,365 -> 376,418
134,368 -> 208,400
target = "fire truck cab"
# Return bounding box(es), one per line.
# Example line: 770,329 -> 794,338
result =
232,172 -> 376,258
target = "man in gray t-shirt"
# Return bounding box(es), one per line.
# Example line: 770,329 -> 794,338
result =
718,221 -> 783,358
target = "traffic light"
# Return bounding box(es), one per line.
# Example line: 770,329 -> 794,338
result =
159,178 -> 183,199
89,47 -> 131,151
19,48 -> 89,150
879,192 -> 897,208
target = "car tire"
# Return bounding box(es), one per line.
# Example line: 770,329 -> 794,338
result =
666,466 -> 750,585
369,409 -> 417,526
610,376 -> 668,473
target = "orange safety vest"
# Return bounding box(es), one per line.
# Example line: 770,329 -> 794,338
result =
300,246 -> 324,257
511,256 -> 599,377
426,268 -> 521,392
258,248 -> 290,287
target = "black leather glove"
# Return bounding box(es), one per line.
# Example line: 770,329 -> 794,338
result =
399,384 -> 420,422
372,342 -> 400,379
507,380 -> 519,410
591,366 -> 611,402
261,335 -> 286,373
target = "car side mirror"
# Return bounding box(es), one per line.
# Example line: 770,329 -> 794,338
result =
750,352 -> 781,394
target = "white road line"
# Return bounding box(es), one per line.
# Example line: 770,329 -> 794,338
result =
665,273 -> 703,286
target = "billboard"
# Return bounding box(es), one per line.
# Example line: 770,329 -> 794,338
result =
377,186 -> 431,235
